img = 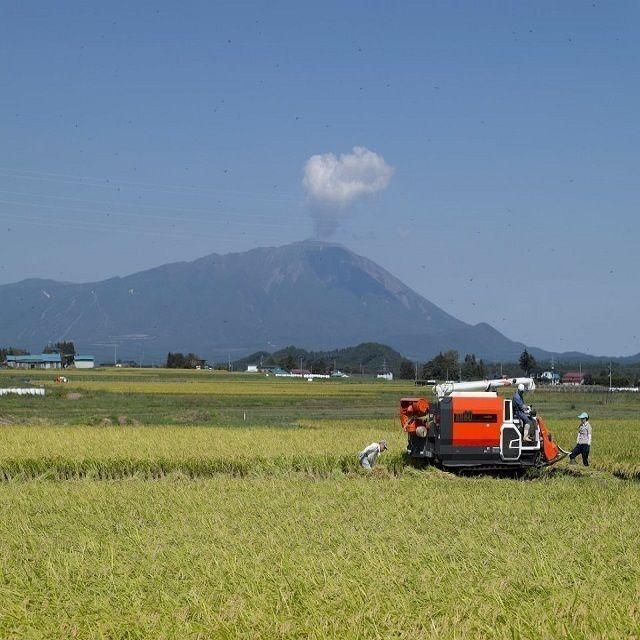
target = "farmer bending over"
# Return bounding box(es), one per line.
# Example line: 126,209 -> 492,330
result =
358,440 -> 387,470
569,412 -> 592,466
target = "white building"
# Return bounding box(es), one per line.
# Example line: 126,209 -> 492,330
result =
540,371 -> 560,384
74,355 -> 95,369
377,371 -> 393,381
246,365 -> 259,373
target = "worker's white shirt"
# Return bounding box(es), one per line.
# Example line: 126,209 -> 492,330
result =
577,421 -> 592,445
359,443 -> 381,468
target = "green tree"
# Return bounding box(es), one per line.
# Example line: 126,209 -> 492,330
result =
310,358 -> 328,374
398,360 -> 416,380
279,355 -> 296,371
166,352 -> 204,369
166,352 -> 186,368
519,349 -> 536,375
185,353 -> 205,369
43,341 -> 76,366
422,350 -> 459,380
0,347 -> 29,362
461,354 -> 486,380
58,341 -> 76,367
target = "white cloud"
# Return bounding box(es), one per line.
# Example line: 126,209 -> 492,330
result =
302,146 -> 393,237
303,146 -> 393,208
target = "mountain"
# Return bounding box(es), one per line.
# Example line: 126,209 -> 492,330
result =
0,240 -> 631,363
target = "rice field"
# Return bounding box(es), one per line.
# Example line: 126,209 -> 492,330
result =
0,368 -> 638,638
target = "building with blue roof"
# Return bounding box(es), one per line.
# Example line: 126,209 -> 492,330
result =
5,354 -> 62,369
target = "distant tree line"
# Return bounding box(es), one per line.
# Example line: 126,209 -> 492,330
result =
398,348 -> 639,386
226,343 -> 640,384
228,343 -> 404,375
3,341 -> 637,385
43,341 -> 76,367
581,371 -> 636,387
274,354 -> 330,373
0,347 -> 30,361
396,350 -> 487,381
166,352 -> 206,369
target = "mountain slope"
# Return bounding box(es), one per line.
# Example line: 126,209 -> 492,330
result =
0,240 -> 615,363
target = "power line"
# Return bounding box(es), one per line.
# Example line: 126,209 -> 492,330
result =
0,211 -> 307,242
0,188 -> 295,218
0,197 -> 311,230
0,168 -> 299,201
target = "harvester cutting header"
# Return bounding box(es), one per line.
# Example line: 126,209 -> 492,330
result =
400,377 -> 568,470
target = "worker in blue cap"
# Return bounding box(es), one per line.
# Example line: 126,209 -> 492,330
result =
568,412 -> 592,466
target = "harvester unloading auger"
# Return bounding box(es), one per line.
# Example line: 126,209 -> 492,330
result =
400,378 -> 570,470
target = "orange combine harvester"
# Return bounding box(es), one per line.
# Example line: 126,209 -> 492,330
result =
400,378 -> 568,470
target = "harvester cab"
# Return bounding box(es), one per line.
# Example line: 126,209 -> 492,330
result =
400,378 -> 567,470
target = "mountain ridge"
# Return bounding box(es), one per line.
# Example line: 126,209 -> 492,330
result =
0,240 -> 637,364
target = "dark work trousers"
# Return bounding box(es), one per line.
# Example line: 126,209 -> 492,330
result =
569,443 -> 590,466
515,412 -> 536,437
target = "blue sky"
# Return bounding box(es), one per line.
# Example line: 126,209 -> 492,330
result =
1,1 -> 638,355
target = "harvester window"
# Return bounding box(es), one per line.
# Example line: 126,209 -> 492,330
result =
504,400 -> 512,422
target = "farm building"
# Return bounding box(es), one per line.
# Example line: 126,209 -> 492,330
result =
562,371 -> 585,385
5,354 -> 62,369
377,371 -> 394,381
73,355 -> 95,369
246,365 -> 259,373
539,370 -> 560,384
261,365 -> 289,376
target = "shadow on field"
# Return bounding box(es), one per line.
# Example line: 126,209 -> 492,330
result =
400,455 -> 602,481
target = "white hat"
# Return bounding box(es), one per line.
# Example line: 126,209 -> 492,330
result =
518,383 -> 525,391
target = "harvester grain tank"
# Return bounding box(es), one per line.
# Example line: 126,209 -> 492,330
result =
400,378 -> 567,470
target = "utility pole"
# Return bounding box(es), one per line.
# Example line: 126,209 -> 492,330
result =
114,344 -> 117,366
228,353 -> 231,372
415,361 -> 418,381
609,361 -> 612,390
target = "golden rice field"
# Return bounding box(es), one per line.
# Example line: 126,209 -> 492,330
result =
0,418 -> 637,480
0,368 -> 638,638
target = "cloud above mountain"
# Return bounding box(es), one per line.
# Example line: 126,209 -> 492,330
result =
303,146 -> 394,237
